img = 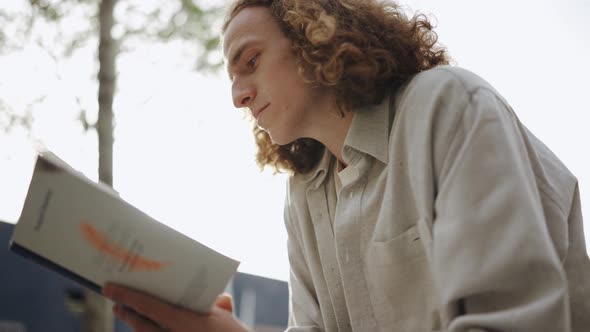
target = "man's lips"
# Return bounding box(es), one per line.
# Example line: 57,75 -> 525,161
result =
253,104 -> 269,120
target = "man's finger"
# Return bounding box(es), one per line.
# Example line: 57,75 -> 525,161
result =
114,304 -> 164,332
103,283 -> 193,330
215,293 -> 233,312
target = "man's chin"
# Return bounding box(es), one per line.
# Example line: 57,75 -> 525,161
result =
268,132 -> 297,146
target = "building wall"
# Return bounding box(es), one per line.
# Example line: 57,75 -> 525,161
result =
0,221 -> 87,331
231,272 -> 289,330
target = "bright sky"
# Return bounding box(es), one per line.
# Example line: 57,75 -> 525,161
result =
1,0 -> 589,282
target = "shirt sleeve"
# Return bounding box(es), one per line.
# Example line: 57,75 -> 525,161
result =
284,188 -> 325,332
431,87 -> 571,331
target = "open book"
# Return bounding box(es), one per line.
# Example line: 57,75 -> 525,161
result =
9,151 -> 240,313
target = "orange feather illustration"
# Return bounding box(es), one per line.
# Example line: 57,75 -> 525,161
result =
80,221 -> 169,272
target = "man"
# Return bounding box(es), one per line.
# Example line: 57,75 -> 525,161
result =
103,1 -> 590,331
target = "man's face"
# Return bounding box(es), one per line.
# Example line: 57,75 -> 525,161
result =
223,6 -> 330,145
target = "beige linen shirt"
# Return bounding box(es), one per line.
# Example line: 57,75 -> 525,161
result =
283,66 -> 590,332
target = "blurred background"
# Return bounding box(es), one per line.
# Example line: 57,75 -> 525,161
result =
1,0 -> 589,331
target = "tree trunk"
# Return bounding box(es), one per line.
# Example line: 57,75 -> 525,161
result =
97,0 -> 116,187
83,0 -> 117,331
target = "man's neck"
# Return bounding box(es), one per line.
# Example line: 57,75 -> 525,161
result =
314,110 -> 353,169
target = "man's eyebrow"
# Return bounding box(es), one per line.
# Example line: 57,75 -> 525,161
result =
230,42 -> 250,67
227,39 -> 259,77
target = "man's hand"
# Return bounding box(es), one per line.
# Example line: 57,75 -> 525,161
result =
103,283 -> 250,332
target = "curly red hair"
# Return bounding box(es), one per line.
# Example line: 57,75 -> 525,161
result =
223,0 -> 451,175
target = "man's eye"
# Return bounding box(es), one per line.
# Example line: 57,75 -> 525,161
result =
247,54 -> 259,68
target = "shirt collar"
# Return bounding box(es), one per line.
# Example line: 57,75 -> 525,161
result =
342,94 -> 392,166
298,91 -> 394,187
300,146 -> 334,188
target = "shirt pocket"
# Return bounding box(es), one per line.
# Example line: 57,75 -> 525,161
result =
367,224 -> 436,330
372,224 -> 424,267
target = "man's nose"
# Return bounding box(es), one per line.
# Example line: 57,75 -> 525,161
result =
232,80 -> 256,108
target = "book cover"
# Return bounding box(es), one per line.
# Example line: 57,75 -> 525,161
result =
9,151 -> 240,314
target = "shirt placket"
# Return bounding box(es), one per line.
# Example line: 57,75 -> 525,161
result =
334,156 -> 378,331
307,184 -> 352,332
